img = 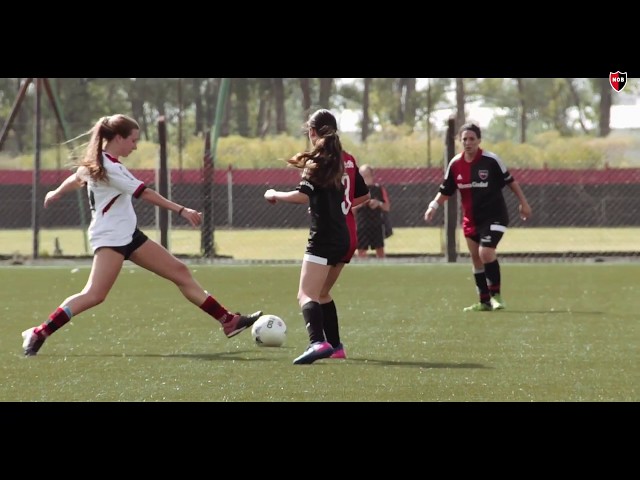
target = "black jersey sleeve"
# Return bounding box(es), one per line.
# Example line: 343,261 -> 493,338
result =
296,178 -> 314,197
439,158 -> 458,196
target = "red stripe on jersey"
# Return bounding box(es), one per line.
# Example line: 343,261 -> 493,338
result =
102,194 -> 120,215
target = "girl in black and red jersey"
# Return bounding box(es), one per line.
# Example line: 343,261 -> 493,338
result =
424,123 -> 532,312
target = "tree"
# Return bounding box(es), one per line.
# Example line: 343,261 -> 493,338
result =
299,78 -> 312,120
273,78 -> 286,134
515,78 -> 527,143
318,78 -> 333,108
455,78 -> 465,131
233,78 -> 250,137
596,78 -> 612,137
256,78 -> 272,138
362,78 -> 372,141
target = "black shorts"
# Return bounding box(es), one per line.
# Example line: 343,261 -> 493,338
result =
305,244 -> 349,267
357,223 -> 384,250
466,222 -> 506,248
98,228 -> 149,260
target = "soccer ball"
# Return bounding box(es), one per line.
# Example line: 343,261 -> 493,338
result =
251,314 -> 287,347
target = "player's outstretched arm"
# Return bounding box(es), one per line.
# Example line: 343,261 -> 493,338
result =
140,188 -> 202,227
264,189 -> 307,205
44,171 -> 85,208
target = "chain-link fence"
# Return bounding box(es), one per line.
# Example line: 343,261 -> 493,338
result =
1,164 -> 639,262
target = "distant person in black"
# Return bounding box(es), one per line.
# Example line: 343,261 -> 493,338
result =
424,122 -> 532,312
354,164 -> 391,258
264,109 -> 350,364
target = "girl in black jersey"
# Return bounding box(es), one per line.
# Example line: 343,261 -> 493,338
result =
424,123 -> 532,312
264,109 -> 350,364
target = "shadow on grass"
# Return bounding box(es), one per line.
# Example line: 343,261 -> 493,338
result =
37,351 -> 489,369
498,309 -> 604,315
344,358 -> 490,369
41,350 -> 284,361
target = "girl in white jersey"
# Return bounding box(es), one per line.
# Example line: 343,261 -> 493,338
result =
21,114 -> 261,356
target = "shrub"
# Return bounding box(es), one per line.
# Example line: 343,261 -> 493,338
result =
2,129 -> 639,170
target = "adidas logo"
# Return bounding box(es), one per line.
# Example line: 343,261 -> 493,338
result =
457,174 -> 463,181
344,159 -> 355,169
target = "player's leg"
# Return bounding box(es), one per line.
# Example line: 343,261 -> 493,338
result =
320,262 -> 346,355
23,248 -> 124,356
293,258 -> 334,364
356,224 -> 371,258
129,238 -> 261,337
463,235 -> 492,312
480,225 -> 506,310
320,225 -> 356,357
372,224 -> 385,258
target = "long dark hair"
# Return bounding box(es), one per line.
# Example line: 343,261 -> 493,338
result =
288,109 -> 344,189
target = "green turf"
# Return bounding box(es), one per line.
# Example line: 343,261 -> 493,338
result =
2,263 -> 638,402
3,227 -> 640,259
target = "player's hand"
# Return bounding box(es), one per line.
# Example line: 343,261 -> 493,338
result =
424,208 -> 435,222
519,203 -> 532,221
181,207 -> 203,227
264,189 -> 277,204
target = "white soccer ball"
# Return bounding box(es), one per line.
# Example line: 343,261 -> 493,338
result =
251,314 -> 287,347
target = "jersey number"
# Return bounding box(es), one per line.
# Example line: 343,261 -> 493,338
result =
341,173 -> 351,215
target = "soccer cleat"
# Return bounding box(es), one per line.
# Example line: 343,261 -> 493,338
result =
293,341 -> 334,365
329,343 -> 347,359
463,302 -> 492,312
223,310 -> 262,338
490,294 -> 505,310
22,327 -> 46,356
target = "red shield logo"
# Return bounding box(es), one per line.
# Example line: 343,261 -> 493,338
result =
609,71 -> 628,92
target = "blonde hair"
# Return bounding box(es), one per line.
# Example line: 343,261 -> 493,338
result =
80,114 -> 139,182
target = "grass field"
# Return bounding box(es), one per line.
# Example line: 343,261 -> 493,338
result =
1,263 -> 638,402
3,227 -> 640,260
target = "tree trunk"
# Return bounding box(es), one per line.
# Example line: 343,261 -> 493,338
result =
455,78 -> 465,131
566,78 -> 590,135
404,78 -> 416,132
193,78 -> 204,136
598,78 -> 612,137
273,78 -> 286,134
516,78 -> 527,143
318,78 -> 333,108
234,78 -> 250,137
256,78 -> 271,138
361,78 -> 371,142
299,78 -> 312,120
204,79 -> 219,132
